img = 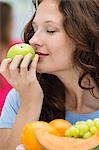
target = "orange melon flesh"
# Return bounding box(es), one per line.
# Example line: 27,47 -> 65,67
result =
36,129 -> 99,150
21,121 -> 60,150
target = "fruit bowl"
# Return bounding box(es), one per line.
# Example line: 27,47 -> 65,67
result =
21,119 -> 99,150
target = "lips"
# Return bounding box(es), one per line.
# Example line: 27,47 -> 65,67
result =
36,52 -> 49,56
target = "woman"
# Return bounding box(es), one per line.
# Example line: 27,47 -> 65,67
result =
0,2 -> 21,114
0,0 -> 99,149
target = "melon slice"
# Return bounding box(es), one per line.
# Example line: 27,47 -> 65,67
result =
36,129 -> 99,150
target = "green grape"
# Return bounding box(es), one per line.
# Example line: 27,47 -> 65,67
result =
94,122 -> 99,129
75,124 -> 89,137
66,126 -> 79,138
90,126 -> 97,135
75,121 -> 86,125
94,118 -> 99,129
83,132 -> 92,139
65,129 -> 71,137
94,118 -> 99,122
86,119 -> 94,128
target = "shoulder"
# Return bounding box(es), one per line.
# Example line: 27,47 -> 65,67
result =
0,88 -> 20,128
7,88 -> 20,97
6,88 -> 20,108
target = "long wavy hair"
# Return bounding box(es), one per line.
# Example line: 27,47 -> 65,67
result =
24,0 -> 99,122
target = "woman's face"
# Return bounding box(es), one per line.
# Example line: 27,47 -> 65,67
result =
29,0 -> 76,74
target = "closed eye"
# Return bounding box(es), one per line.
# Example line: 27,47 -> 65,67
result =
47,30 -> 56,34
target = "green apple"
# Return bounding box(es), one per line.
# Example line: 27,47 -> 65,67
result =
7,43 -> 35,61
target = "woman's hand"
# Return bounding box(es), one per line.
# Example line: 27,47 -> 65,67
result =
0,53 -> 44,105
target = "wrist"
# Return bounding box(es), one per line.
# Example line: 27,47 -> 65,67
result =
18,99 -> 43,121
19,92 -> 43,117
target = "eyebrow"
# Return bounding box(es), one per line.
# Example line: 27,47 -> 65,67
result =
32,20 -> 60,26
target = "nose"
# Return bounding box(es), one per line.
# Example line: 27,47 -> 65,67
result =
29,32 -> 43,50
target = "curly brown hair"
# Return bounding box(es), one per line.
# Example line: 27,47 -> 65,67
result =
24,0 -> 99,122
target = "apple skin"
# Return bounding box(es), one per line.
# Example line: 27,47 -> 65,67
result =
7,43 -> 35,61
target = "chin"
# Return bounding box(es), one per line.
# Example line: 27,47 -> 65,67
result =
36,64 -> 61,75
36,66 -> 50,74
36,67 -> 46,74
36,69 -> 57,76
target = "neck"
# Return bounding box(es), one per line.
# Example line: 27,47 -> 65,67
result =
53,68 -> 99,113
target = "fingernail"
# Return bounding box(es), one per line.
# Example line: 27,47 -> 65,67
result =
34,54 -> 38,60
35,54 -> 39,57
34,54 -> 39,63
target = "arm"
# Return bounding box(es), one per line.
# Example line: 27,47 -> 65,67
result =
0,88 -> 43,149
0,54 -> 44,149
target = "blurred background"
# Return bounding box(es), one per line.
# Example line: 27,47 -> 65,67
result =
0,0 -> 35,114
0,0 -> 35,39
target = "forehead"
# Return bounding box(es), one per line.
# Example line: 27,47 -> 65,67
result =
33,0 -> 64,25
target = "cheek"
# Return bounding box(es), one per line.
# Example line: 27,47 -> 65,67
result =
54,52 -> 73,67
47,32 -> 76,55
50,44 -> 75,70
51,43 -> 75,63
46,51 -> 73,73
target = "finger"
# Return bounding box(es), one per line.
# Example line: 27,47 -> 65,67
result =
10,55 -> 23,69
0,58 -> 12,78
20,53 -> 33,77
29,54 -> 39,78
9,55 -> 23,79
